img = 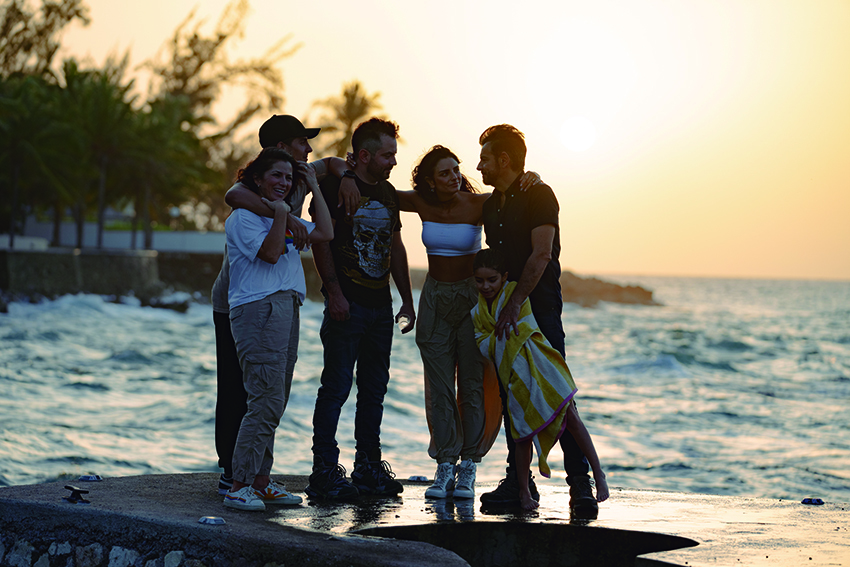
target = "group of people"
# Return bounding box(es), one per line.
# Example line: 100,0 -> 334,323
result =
211,114 -> 609,515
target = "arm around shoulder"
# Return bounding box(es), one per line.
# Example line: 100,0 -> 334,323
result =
397,190 -> 419,213
225,183 -> 273,218
306,173 -> 334,243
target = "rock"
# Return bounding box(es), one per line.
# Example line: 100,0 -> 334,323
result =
164,550 -> 185,567
7,539 -> 34,567
77,543 -> 104,567
109,546 -> 141,567
49,542 -> 73,556
559,271 -> 659,308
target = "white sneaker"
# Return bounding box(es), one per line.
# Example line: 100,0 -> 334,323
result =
453,460 -> 476,499
254,480 -> 302,505
223,485 -> 265,511
424,462 -> 455,499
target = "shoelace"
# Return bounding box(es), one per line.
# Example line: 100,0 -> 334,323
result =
373,460 -> 396,480
434,465 -> 454,486
456,466 -> 475,488
330,464 -> 350,484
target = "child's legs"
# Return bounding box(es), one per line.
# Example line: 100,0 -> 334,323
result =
564,400 -> 602,476
516,439 -> 533,494
515,439 -> 538,509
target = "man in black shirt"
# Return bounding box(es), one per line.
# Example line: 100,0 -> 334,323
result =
306,118 -> 416,500
477,124 -> 598,516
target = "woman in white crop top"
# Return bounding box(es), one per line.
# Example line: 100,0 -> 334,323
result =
396,145 -> 540,499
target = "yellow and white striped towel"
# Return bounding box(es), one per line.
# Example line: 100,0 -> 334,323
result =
471,281 -> 578,478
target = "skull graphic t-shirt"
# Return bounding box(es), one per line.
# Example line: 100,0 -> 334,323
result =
314,174 -> 401,307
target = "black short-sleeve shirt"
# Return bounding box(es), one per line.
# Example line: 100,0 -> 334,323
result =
313,174 -> 401,308
481,175 -> 563,312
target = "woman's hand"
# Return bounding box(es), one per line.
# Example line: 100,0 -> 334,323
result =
298,162 -> 319,192
261,197 -> 291,215
287,215 -> 309,250
519,170 -> 542,191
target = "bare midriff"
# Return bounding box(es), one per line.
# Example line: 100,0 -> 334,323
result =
426,254 -> 477,283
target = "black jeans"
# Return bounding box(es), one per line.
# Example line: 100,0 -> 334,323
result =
500,305 -> 591,482
311,301 -> 394,466
214,310 -> 247,477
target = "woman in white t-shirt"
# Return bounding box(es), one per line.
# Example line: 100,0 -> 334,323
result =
222,147 -> 333,511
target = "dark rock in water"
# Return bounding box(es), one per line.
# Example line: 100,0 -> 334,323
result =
143,293 -> 193,313
560,271 -> 659,307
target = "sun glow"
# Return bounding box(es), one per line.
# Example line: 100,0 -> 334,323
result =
559,116 -> 598,152
526,18 -> 638,152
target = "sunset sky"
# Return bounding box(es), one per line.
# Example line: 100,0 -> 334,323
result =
60,0 -> 850,280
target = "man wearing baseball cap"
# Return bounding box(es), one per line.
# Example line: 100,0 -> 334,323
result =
210,114 -> 360,500
231,114 -> 359,220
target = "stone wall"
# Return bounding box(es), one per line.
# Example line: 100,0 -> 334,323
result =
1,250 -> 657,308
0,249 -> 161,301
0,537 -> 206,567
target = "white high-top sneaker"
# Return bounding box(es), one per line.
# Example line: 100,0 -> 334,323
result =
453,460 -> 477,499
424,462 -> 455,499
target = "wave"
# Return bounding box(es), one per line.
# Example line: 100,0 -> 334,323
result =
607,354 -> 690,376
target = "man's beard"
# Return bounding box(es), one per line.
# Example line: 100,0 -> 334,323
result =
480,169 -> 496,187
368,161 -> 391,181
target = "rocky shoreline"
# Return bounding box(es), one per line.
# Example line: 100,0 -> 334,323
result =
1,249 -> 659,311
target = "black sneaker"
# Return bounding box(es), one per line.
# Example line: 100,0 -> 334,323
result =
568,476 -> 599,519
351,452 -> 403,496
305,460 -> 359,501
479,469 -> 539,506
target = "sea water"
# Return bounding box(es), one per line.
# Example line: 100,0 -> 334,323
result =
1,277 -> 848,502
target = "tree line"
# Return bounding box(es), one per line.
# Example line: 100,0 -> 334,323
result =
0,0 -> 383,249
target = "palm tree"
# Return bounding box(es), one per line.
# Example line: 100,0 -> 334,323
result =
141,0 -> 300,232
309,81 -> 385,158
0,75 -> 75,246
60,58 -> 136,248
128,93 -> 209,248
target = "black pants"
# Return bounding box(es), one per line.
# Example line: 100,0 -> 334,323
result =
214,310 -> 247,477
500,305 -> 590,482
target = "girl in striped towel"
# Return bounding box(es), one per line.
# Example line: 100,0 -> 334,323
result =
471,249 -> 609,510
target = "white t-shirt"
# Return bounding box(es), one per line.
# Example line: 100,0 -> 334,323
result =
211,158 -> 327,312
225,210 -> 315,308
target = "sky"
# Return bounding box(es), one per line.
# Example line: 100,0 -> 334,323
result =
59,0 -> 850,280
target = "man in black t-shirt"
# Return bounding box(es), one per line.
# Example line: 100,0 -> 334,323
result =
477,124 -> 598,517
306,118 -> 416,500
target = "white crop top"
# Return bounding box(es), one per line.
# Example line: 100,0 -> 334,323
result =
421,222 -> 482,257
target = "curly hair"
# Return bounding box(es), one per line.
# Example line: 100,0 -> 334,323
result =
411,145 -> 478,205
236,147 -> 300,204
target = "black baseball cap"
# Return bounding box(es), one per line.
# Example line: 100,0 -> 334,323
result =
258,115 -> 321,148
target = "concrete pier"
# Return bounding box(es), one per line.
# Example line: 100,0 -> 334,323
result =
0,474 -> 846,566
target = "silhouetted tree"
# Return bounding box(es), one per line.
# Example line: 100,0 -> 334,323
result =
141,0 -> 300,230
309,81 -> 384,158
60,58 -> 136,247
0,75 -> 77,244
0,0 -> 90,79
143,0 -> 298,137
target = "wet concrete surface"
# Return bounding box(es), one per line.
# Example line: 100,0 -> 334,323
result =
1,473 -> 847,566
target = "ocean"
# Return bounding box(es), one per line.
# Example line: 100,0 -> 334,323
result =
1,276 -> 848,503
